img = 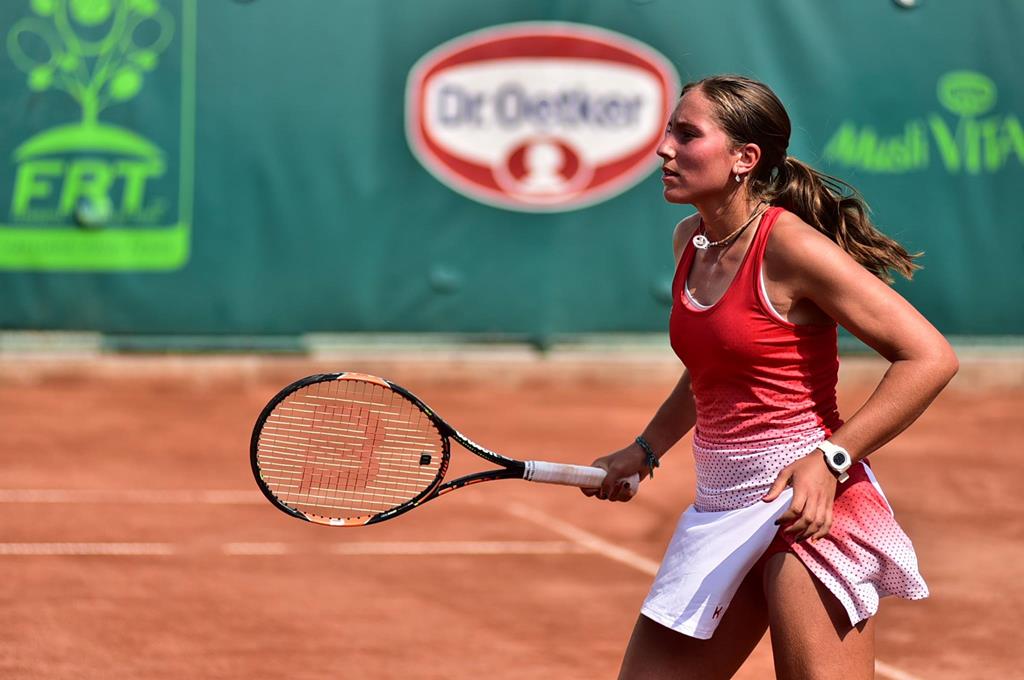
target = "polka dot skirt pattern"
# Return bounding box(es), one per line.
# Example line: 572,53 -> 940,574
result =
693,428 -> 828,512
693,436 -> 931,627
787,463 -> 929,625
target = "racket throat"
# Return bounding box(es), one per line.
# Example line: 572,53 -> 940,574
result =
436,466 -> 524,496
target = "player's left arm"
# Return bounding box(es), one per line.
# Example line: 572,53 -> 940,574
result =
763,213 -> 959,540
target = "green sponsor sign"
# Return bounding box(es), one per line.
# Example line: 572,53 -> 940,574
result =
824,70 -> 1024,175
1,0 -> 195,270
0,1 -> 1020,337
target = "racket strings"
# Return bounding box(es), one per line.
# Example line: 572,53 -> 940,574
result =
256,377 -> 444,520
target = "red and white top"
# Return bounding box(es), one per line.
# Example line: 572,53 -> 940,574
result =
671,206 -> 842,511
642,207 -> 928,636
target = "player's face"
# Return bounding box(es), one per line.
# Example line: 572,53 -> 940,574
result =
657,89 -> 741,204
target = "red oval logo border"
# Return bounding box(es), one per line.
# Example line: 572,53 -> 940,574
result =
406,22 -> 681,213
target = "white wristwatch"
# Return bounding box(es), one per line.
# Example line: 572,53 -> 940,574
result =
818,441 -> 853,483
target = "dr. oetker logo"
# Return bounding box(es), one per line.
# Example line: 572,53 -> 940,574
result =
406,23 -> 680,212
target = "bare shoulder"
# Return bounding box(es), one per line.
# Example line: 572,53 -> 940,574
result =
672,213 -> 701,263
765,211 -> 844,265
765,211 -> 954,366
764,210 -> 862,285
765,208 -> 895,313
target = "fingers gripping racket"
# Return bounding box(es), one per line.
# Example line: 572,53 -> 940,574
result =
251,372 -> 639,526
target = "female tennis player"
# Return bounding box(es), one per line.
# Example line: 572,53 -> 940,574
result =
584,74 -> 958,679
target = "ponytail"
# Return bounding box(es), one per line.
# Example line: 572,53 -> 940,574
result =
754,156 -> 920,283
685,74 -> 921,283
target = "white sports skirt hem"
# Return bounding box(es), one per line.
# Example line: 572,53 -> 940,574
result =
640,463 -> 928,639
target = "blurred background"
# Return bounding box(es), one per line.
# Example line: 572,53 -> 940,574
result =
1,0 -> 1020,348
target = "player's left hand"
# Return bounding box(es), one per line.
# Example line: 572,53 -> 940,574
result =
762,451 -> 839,542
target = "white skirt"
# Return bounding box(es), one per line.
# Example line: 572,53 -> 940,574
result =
640,463 -> 928,639
640,488 -> 792,639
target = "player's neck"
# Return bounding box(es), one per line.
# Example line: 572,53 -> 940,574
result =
695,192 -> 764,242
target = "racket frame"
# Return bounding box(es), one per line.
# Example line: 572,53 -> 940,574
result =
251,372 -> 537,526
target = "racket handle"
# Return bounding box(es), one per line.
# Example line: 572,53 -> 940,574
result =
524,461 -> 641,493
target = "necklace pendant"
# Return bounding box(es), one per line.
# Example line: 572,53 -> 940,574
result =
692,234 -> 710,250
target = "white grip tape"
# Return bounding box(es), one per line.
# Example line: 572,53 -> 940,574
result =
524,461 -> 641,493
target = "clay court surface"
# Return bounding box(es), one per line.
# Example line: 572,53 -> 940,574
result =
0,351 -> 1020,679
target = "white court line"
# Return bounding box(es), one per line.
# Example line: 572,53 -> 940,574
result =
222,542 -> 291,555
503,502 -> 924,680
0,489 -> 261,504
505,503 -> 660,575
0,490 -> 924,680
0,541 -> 589,557
0,543 -> 175,555
328,540 -> 587,556
873,661 -> 925,680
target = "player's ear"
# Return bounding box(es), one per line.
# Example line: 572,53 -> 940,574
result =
733,142 -> 761,177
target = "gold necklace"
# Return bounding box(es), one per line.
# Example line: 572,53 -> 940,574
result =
692,203 -> 768,250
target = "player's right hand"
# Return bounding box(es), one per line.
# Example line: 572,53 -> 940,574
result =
582,443 -> 648,502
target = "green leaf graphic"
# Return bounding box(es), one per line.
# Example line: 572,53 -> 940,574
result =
70,0 -> 114,27
9,0 -> 176,121
109,66 -> 142,100
30,0 -> 56,17
28,65 -> 53,91
130,49 -> 158,70
59,53 -> 80,72
129,0 -> 159,17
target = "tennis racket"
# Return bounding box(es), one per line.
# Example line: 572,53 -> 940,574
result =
251,371 -> 639,526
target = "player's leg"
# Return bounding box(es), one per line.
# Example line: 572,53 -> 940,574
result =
763,552 -> 874,680
618,563 -> 769,680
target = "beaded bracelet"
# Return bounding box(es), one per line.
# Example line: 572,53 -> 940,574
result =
634,435 -> 660,479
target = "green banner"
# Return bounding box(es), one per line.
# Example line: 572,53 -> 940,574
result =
0,1 -> 1020,337
1,0 -> 194,270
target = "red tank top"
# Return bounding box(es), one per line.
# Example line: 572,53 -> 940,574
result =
670,207 -> 842,445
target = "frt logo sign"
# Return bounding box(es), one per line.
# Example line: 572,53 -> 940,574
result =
2,0 -> 196,271
406,23 -> 679,212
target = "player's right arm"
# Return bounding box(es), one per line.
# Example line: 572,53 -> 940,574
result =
583,215 -> 701,501
583,369 -> 697,501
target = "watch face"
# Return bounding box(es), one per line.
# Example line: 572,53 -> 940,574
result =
832,452 -> 849,466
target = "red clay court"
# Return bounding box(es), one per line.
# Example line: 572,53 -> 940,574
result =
0,351 -> 1020,679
